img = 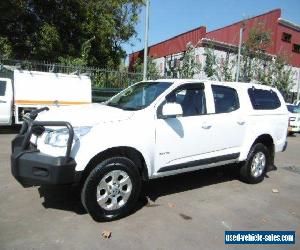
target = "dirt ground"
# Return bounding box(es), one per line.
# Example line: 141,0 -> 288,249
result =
0,128 -> 299,250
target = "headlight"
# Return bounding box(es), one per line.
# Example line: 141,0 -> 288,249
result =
44,126 -> 92,147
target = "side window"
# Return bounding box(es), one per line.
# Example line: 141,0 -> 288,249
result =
0,81 -> 6,96
166,84 -> 206,117
212,85 -> 240,113
248,88 -> 281,110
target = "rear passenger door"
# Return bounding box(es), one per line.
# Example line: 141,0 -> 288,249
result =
207,84 -> 246,154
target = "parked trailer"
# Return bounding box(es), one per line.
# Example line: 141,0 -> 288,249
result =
0,69 -> 92,125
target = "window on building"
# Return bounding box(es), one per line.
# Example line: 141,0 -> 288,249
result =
0,81 -> 6,96
282,32 -> 292,43
248,88 -> 281,110
212,85 -> 240,113
293,44 -> 300,53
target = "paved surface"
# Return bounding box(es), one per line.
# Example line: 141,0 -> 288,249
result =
0,127 -> 299,250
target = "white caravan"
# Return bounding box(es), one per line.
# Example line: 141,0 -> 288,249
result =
0,69 -> 92,125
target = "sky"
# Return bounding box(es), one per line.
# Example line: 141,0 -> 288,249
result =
122,0 -> 300,62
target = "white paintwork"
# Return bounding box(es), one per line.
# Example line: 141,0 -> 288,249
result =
13,70 -> 91,104
0,78 -> 13,124
33,79 -> 289,179
0,70 -> 92,125
162,103 -> 183,117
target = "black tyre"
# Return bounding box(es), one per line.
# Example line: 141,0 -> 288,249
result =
81,157 -> 141,221
240,143 -> 271,184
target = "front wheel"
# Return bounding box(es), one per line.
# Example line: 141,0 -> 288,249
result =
81,157 -> 141,221
240,143 -> 271,184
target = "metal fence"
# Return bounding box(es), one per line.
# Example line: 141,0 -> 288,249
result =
0,59 -> 143,89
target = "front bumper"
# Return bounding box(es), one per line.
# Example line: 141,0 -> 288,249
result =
11,115 -> 79,187
288,125 -> 300,132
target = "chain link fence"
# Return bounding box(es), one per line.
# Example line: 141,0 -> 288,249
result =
0,59 -> 143,89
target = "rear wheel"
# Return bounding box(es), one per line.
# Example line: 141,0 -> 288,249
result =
240,143 -> 271,184
81,157 -> 141,221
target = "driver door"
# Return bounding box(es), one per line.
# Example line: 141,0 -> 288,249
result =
154,83 -> 213,173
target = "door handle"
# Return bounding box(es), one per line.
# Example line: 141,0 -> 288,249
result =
237,120 -> 245,125
0,100 -> 7,103
202,123 -> 212,129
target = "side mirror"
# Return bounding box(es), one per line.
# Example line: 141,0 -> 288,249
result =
162,103 -> 183,118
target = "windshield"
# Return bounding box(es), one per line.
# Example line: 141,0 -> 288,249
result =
106,81 -> 172,110
287,104 -> 300,113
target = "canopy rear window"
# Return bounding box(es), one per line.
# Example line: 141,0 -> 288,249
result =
248,88 -> 281,110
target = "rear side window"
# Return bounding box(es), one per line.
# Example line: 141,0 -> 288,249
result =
248,88 -> 281,110
0,81 -> 6,96
212,85 -> 240,113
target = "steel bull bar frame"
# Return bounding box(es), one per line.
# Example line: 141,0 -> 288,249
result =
11,107 -> 79,187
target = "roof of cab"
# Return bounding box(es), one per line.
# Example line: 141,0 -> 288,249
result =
153,78 -> 279,92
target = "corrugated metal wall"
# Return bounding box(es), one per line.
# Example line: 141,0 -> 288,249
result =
129,9 -> 300,69
129,27 -> 206,69
206,9 -> 281,54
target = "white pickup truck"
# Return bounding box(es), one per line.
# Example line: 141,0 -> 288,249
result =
0,69 -> 91,125
11,79 -> 288,221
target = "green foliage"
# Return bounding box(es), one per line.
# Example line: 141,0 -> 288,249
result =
132,57 -> 160,80
165,43 -> 201,79
272,56 -> 294,94
92,70 -> 142,88
0,0 -> 143,68
34,24 -> 61,59
0,37 -> 12,59
218,52 -> 235,81
204,43 -> 234,81
165,59 -> 178,78
250,54 -> 295,95
239,22 -> 272,82
203,45 -> 217,78
179,43 -> 201,78
58,36 -> 95,67
202,22 -> 294,93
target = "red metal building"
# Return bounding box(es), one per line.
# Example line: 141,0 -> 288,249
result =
129,9 -> 300,69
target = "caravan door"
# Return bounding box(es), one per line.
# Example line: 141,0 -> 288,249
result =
0,78 -> 13,125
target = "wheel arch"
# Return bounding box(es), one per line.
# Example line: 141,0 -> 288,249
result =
80,146 -> 149,185
249,134 -> 275,165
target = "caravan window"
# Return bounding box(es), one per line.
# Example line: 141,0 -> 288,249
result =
0,81 -> 6,96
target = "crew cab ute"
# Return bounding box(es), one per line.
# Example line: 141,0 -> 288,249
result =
11,79 -> 289,221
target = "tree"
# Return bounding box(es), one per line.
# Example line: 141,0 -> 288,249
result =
0,37 -> 12,59
242,23 -> 294,93
202,21 -> 295,93
0,0 -> 143,68
239,21 -> 272,82
132,56 -> 160,80
269,55 -> 295,95
165,43 -> 201,78
217,52 -> 235,81
179,42 -> 201,78
58,36 -> 95,67
203,43 -> 235,81
203,45 -> 218,79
